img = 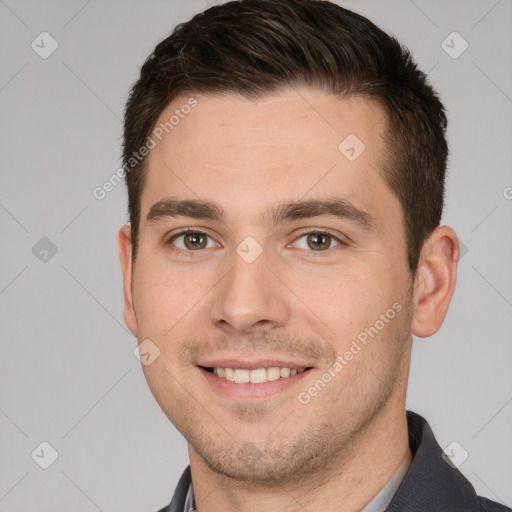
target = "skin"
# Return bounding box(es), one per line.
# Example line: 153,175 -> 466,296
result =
118,87 -> 459,512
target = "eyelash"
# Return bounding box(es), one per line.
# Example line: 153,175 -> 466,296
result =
166,228 -> 346,256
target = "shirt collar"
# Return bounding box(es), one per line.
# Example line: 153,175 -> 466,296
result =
360,449 -> 412,512
183,478 -> 195,512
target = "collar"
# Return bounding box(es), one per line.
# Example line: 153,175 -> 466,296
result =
361,448 -> 412,512
385,411 -> 482,511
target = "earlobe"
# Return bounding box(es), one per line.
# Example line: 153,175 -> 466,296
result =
118,224 -> 138,337
411,226 -> 459,338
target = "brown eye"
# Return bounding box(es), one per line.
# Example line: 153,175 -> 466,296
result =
291,231 -> 342,252
171,231 -> 216,251
183,232 -> 208,250
306,232 -> 333,251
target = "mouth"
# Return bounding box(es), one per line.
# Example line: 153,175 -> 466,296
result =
198,363 -> 313,400
202,365 -> 309,383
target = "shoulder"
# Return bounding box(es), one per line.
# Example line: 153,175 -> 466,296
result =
386,412 -> 511,512
479,496 -> 512,512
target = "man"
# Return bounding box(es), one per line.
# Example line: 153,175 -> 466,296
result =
118,1 -> 510,511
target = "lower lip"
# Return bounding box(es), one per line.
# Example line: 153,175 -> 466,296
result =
199,367 -> 312,400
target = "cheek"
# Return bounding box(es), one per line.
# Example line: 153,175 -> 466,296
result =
132,258 -> 199,336
140,359 -> 192,433
291,267 -> 401,350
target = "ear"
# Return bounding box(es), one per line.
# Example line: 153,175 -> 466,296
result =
118,224 -> 138,337
411,225 -> 459,338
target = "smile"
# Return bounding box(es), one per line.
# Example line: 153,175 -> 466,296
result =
199,364 -> 313,400
208,366 -> 307,383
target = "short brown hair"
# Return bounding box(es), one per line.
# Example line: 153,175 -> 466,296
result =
122,0 -> 448,276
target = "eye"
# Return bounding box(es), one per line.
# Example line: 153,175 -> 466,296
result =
292,231 -> 342,251
170,230 -> 218,251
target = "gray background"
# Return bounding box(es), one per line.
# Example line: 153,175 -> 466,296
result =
1,0 -> 511,510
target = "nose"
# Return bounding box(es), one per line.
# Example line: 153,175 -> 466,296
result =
208,246 -> 291,336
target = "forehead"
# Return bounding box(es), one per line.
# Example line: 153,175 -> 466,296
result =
152,89 -> 385,166
142,88 -> 397,228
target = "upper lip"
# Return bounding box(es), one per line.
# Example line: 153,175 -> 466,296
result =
198,358 -> 313,370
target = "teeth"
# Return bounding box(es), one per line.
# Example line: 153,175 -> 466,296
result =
234,369 -> 250,383
211,366 -> 307,383
249,368 -> 267,383
267,367 -> 281,381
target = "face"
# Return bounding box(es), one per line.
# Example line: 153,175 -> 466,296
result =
121,88 -> 415,485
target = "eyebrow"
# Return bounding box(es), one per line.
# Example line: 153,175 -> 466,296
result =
146,197 -> 375,232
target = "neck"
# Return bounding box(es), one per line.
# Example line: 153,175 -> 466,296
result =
188,398 -> 411,512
